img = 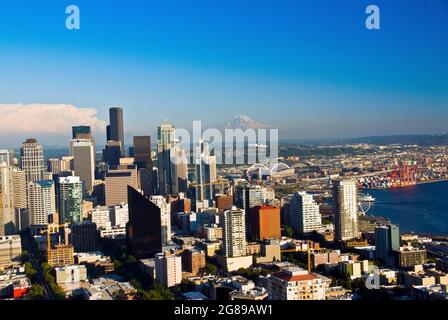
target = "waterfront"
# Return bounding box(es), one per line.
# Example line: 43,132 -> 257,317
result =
369,180 -> 448,235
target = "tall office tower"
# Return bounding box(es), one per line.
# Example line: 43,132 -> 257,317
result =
133,136 -> 152,195
12,169 -> 27,209
157,123 -> 175,152
149,195 -> 171,245
0,163 -> 15,235
28,180 -> 56,226
109,107 -> 125,156
220,207 -> 247,258
171,142 -> 188,196
69,139 -> 95,194
61,156 -> 74,172
20,139 -> 44,184
155,252 -> 182,288
156,123 -> 176,196
249,205 -> 281,241
333,179 -> 358,242
289,191 -> 322,235
105,165 -> 139,206
0,149 -> 14,166
126,187 -> 162,259
72,126 -> 93,140
58,176 -> 83,224
375,224 -> 400,266
195,141 -> 216,205
102,140 -> 122,166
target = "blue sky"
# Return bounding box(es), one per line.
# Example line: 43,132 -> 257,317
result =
0,0 -> 447,145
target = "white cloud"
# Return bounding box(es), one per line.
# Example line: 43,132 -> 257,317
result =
0,103 -> 106,137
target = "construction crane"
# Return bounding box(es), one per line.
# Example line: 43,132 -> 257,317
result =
40,219 -> 68,262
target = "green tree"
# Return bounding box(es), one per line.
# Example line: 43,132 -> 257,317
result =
24,262 -> 37,279
282,225 -> 294,238
206,263 -> 217,274
29,284 -> 45,300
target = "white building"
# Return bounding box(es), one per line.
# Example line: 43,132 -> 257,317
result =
221,206 -> 247,258
155,252 -> 182,288
267,267 -> 328,300
20,139 -> 44,184
28,180 -> 56,226
149,195 -> 171,245
69,139 -> 95,194
90,206 -> 112,230
289,191 -> 322,234
110,203 -> 129,227
55,264 -> 87,285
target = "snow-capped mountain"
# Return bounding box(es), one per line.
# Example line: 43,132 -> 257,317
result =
222,115 -> 270,130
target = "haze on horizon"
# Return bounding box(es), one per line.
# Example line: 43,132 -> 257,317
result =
0,0 -> 447,147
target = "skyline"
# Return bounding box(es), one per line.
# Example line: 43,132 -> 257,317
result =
0,0 -> 447,146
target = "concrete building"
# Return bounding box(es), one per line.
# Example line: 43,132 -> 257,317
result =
105,165 -> 139,206
90,206 -> 112,230
0,235 -> 22,266
397,247 -> 427,268
288,191 -> 322,234
221,207 -> 247,258
149,195 -> 171,245
333,179 -> 358,242
0,163 -> 16,235
69,139 -> 95,194
55,264 -> 87,285
110,203 -> 129,227
338,260 -> 370,280
375,224 -> 400,266
181,248 -> 206,275
20,139 -> 44,184
49,244 -> 75,267
28,180 -> 56,226
267,267 -> 328,300
155,252 -> 182,288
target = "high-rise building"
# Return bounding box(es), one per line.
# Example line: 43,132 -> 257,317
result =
12,168 -> 27,209
133,136 -> 152,196
47,158 -> 62,175
289,191 -> 322,234
20,139 -> 44,184
126,187 -> 162,259
58,176 -> 83,224
0,149 -> 14,166
28,180 -> 56,226
72,126 -> 92,140
249,205 -> 281,241
105,165 -> 139,206
110,203 -> 129,227
171,143 -> 188,196
0,163 -> 15,235
157,123 -> 175,152
155,252 -> 182,288
102,140 -> 122,166
195,141 -> 216,205
375,224 -> 400,266
69,139 -> 95,194
157,123 -> 176,196
109,107 -> 125,156
149,195 -> 171,245
333,179 -> 358,242
221,207 -> 247,258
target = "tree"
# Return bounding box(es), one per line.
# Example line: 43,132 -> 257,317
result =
179,279 -> 196,293
282,225 -> 294,238
206,263 -> 217,275
29,284 -> 45,300
24,262 -> 37,279
125,255 -> 138,265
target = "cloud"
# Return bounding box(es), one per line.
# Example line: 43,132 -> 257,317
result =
0,104 -> 106,138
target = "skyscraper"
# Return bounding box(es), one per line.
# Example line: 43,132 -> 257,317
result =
105,165 -> 139,206
0,149 -> 14,166
157,123 -> 176,196
102,140 -> 122,166
58,176 -> 83,224
148,195 -> 171,245
375,224 -> 400,266
195,141 -> 216,206
289,191 -> 322,234
221,207 -> 247,258
126,187 -> 162,259
109,107 -> 125,156
0,162 -> 15,235
69,139 -> 95,194
72,126 -> 93,140
133,136 -> 152,195
333,179 -> 358,242
28,180 -> 56,226
20,139 -> 44,184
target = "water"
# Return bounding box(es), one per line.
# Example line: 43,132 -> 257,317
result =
368,180 -> 448,235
